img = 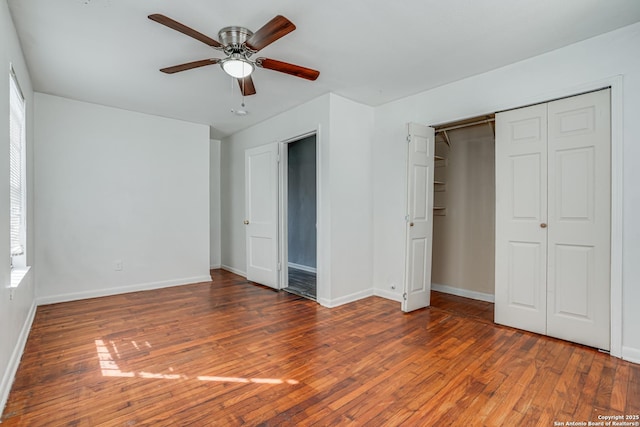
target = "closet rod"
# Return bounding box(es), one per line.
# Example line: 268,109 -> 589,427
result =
435,117 -> 495,134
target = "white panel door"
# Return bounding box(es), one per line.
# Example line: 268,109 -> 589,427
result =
495,104 -> 548,334
403,123 -> 435,312
547,89 -> 610,350
245,143 -> 279,289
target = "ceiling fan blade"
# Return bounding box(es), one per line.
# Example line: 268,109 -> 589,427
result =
149,14 -> 222,49
256,58 -> 320,81
238,76 -> 257,96
244,15 -> 296,52
160,58 -> 220,74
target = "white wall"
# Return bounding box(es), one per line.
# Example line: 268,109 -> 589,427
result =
34,94 -> 211,303
210,139 -> 221,269
327,94 -> 374,304
0,0 -> 36,412
372,22 -> 640,362
220,93 -> 374,307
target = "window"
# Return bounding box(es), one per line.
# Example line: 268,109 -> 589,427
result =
9,66 -> 26,269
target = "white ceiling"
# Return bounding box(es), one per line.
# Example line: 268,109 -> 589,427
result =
7,0 -> 640,139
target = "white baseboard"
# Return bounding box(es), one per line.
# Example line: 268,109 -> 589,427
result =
318,289 -> 374,308
622,346 -> 640,365
288,263 -> 317,274
374,285 -> 494,304
373,288 -> 403,303
1,301 -> 37,413
36,275 -> 213,306
209,264 -> 221,270
431,283 -> 495,303
221,265 -> 246,278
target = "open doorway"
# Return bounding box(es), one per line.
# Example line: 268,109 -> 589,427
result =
282,134 -> 317,300
430,116 -> 496,321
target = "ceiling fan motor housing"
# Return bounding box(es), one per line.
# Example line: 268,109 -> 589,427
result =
218,26 -> 254,55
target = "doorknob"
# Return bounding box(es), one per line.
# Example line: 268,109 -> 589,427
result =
243,220 -> 249,225
409,222 -> 414,227
540,223 -> 547,228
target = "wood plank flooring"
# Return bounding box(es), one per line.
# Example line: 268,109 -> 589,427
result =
3,269 -> 639,426
430,290 -> 494,323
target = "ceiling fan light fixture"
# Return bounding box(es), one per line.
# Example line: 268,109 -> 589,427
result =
221,54 -> 254,78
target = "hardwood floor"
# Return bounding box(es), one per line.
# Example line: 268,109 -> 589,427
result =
3,270 -> 639,426
430,290 -> 494,323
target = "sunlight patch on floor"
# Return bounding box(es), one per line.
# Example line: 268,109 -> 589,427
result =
198,376 -> 299,385
95,339 -> 298,385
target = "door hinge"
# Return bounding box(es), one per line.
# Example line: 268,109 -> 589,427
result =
277,262 -> 281,271
276,154 -> 280,163
403,292 -> 407,301
406,136 -> 411,143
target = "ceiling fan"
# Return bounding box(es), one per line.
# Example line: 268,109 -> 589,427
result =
148,14 -> 320,96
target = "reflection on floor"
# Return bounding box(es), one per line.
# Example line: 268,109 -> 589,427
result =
284,267 -> 316,300
430,290 -> 494,323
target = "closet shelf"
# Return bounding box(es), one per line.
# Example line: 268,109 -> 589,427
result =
433,206 -> 447,216
434,133 -> 448,214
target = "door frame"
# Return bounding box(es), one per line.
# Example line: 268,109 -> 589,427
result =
427,75 -> 623,357
278,130 -> 320,296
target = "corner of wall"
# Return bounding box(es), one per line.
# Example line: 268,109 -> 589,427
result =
622,346 -> 640,365
1,0 -> 38,415
0,299 -> 37,414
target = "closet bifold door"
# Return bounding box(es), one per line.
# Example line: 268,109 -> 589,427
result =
546,89 -> 611,351
494,103 -> 548,335
495,89 -> 611,350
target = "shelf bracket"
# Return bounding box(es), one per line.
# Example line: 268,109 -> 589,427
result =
442,130 -> 451,147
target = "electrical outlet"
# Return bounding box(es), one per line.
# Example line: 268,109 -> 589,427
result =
114,260 -> 123,271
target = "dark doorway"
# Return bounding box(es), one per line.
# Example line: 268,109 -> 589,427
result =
283,135 -> 317,300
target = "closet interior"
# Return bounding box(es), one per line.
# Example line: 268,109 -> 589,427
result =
431,115 -> 497,313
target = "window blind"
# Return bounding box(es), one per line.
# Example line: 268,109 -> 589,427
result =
9,68 -> 25,257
